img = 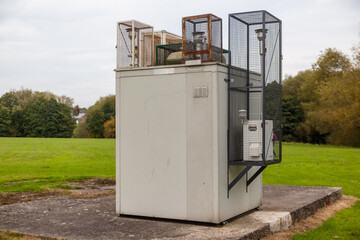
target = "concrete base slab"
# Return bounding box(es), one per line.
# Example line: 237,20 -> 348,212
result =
263,185 -> 342,224
0,185 -> 342,240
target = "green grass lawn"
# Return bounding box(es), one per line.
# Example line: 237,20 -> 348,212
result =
264,142 -> 360,239
264,142 -> 360,198
0,138 -> 115,192
0,138 -> 359,239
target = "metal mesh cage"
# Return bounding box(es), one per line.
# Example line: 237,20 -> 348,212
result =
182,14 -> 223,63
153,31 -> 182,66
228,10 -> 282,164
116,20 -> 154,68
156,43 -> 182,66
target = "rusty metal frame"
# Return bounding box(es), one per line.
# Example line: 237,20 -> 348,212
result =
182,14 -> 222,63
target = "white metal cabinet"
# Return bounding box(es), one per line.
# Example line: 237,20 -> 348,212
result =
115,62 -> 262,223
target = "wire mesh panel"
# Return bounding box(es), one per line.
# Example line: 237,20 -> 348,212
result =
228,68 -> 247,161
182,14 -> 223,63
117,20 -> 154,68
156,43 -> 182,65
228,11 -> 282,165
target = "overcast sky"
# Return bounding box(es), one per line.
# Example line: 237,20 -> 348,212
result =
0,0 -> 359,107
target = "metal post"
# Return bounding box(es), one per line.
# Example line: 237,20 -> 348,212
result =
227,14 -> 231,198
208,15 -> 212,61
116,23 -> 119,69
181,19 -> 185,64
246,24 -> 250,121
261,11 -> 266,164
279,21 -> 282,162
131,21 -> 135,67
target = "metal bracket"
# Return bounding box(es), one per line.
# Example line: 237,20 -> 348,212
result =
228,166 -> 252,191
228,165 -> 267,193
247,166 -> 267,187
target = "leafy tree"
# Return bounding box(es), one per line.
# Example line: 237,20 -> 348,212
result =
102,99 -> 115,121
73,121 -> 89,138
300,49 -> 350,113
0,89 -> 32,136
304,48 -> 356,145
309,69 -> 360,146
34,91 -> 74,108
312,48 -> 351,80
104,116 -> 115,138
86,109 -> 105,138
23,96 -> 75,137
0,105 -> 11,137
282,45 -> 360,146
264,81 -> 281,120
55,95 -> 74,108
0,92 -> 19,111
283,70 -> 313,99
56,102 -> 76,137
0,89 -> 76,137
282,97 -> 304,142
85,95 -> 115,138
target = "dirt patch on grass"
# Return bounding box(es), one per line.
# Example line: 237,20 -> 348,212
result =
66,178 -> 115,199
0,191 -> 63,205
0,178 -> 115,205
262,195 -> 359,240
0,230 -> 62,240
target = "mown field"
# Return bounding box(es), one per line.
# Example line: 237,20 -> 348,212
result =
0,138 -> 359,239
0,138 -> 115,192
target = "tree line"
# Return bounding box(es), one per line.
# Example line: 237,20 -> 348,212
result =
282,42 -> 360,147
0,89 -> 75,137
0,89 -> 116,138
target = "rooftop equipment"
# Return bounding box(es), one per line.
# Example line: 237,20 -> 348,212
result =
182,14 -> 223,63
116,20 -> 154,68
156,43 -> 182,65
152,31 -> 182,66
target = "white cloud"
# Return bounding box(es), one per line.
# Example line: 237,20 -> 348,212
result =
0,19 -> 40,40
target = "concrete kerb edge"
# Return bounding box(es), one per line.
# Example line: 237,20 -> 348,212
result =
238,224 -> 271,240
290,187 -> 342,224
240,187 -> 342,239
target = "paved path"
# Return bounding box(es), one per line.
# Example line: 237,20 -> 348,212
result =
0,185 -> 342,240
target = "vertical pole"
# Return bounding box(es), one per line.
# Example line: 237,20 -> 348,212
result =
152,27 -> 154,66
208,15 -> 212,61
279,20 -> 282,162
246,24 -> 250,121
116,23 -> 119,69
131,21 -> 135,67
161,30 -> 166,45
261,11 -> 266,164
227,14 -> 231,198
182,18 -> 185,64
137,28 -> 140,67
220,17 -> 223,62
245,23 -> 249,163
